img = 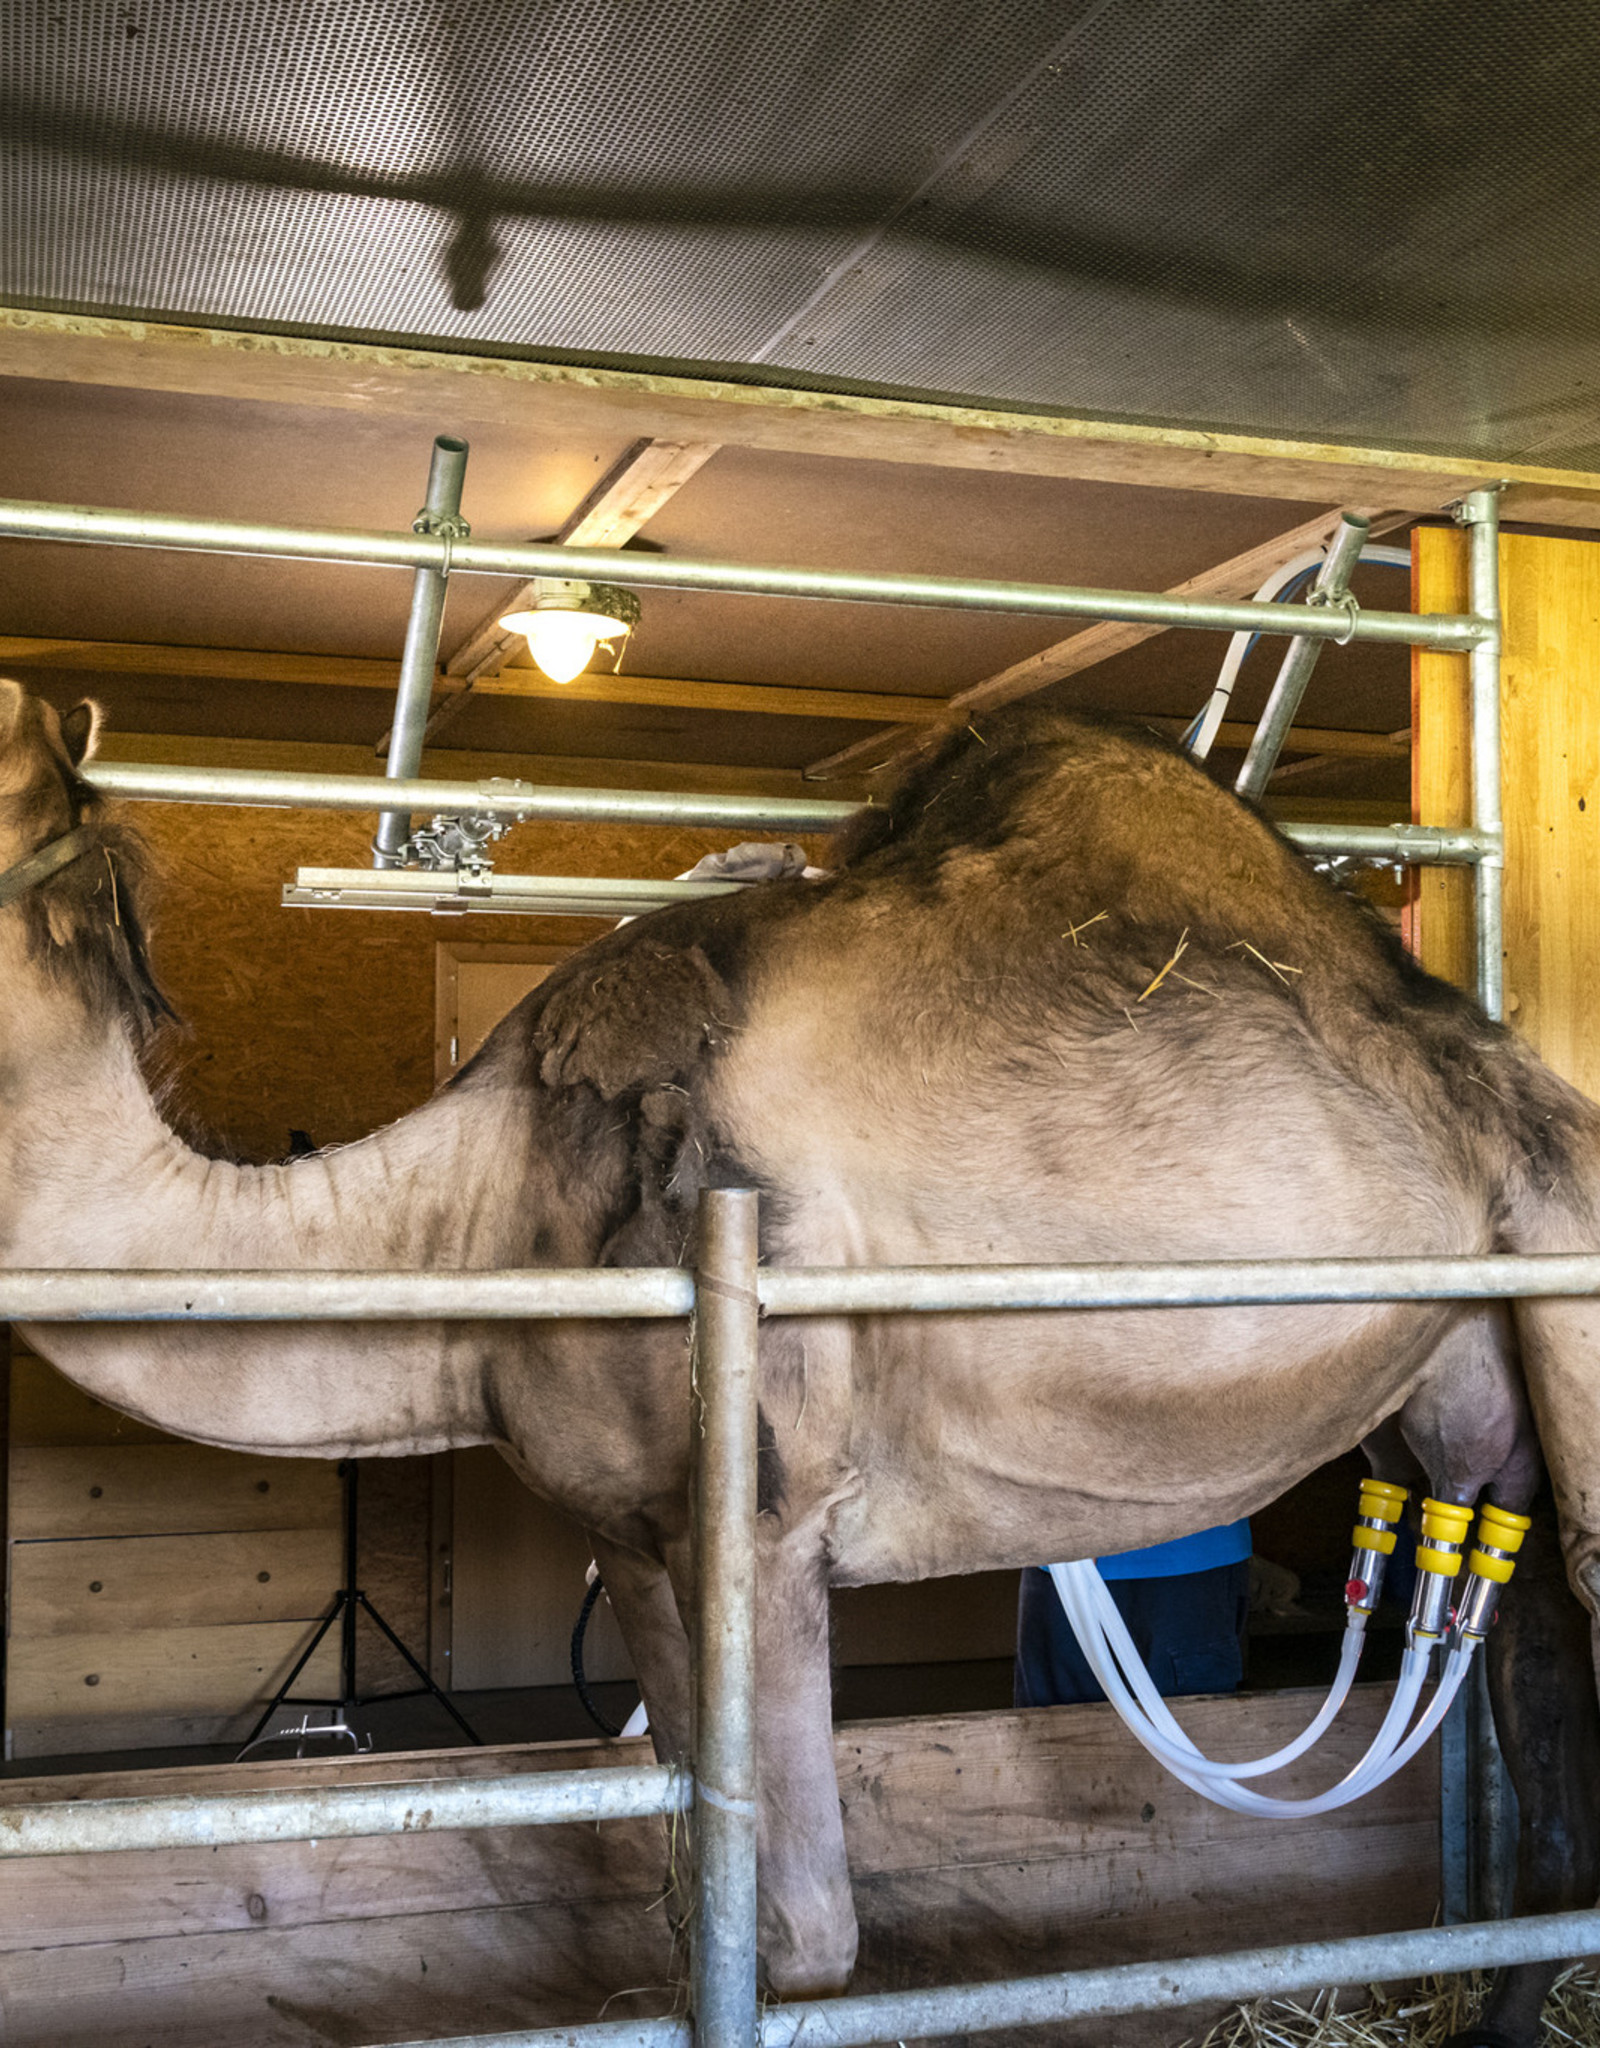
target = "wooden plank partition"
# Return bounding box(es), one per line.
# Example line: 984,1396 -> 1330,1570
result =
0,1686 -> 1438,2048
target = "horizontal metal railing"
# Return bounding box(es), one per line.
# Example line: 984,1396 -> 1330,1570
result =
85,759 -> 861,835
1,1232 -> 1577,2042
0,495 -> 1489,648
380,1907 -> 1600,2048
0,1763 -> 687,1857
4,1250 -> 1600,1324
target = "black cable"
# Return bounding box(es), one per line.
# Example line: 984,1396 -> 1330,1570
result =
570,1575 -> 625,1737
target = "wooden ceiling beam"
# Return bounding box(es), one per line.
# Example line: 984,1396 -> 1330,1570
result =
0,634 -> 948,725
444,436 -> 721,683
6,307 -> 1599,523
803,506 -> 1408,780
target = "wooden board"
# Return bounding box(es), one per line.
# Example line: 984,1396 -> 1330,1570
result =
7,1618 -> 343,1739
0,1688 -> 1438,2048
449,1447 -> 634,1690
7,306 -> 1599,522
1496,535 -> 1600,1094
9,1348 -> 171,1447
9,1444 -> 341,1540
1413,527 -> 1600,1091
9,1527 -> 342,1637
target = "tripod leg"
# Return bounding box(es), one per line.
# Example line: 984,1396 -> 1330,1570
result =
238,1597 -> 346,1752
356,1591 -> 483,1745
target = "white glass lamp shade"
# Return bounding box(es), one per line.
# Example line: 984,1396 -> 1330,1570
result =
498,580 -> 638,684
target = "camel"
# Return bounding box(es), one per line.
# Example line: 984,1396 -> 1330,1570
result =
2,671 -> 1599,2046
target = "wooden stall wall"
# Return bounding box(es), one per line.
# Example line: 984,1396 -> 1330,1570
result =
0,1687 -> 1439,2048
6,1344 -> 343,1758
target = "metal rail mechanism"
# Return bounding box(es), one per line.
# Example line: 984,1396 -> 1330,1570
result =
0,463 -> 1518,2039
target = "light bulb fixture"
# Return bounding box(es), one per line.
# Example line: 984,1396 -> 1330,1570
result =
499,577 -> 641,684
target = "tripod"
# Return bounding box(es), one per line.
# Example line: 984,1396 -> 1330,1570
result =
238,1459 -> 481,1757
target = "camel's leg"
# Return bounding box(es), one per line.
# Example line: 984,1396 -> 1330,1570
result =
751,1517 -> 858,1999
1444,1494 -> 1600,2048
1381,1307 -> 1600,2048
587,1531 -> 692,1763
588,1532 -> 697,1971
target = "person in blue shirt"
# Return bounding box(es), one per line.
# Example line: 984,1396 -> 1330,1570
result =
1015,1522 -> 1252,1708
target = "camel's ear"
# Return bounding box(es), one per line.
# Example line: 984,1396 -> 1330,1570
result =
58,701 -> 100,767
535,939 -> 735,1098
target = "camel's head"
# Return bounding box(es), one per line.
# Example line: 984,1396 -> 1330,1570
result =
0,676 -> 172,1036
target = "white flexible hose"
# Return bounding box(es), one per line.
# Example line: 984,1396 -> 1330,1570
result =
1046,1560 -> 1469,1817
1051,1562 -> 1428,1816
1052,1560 -> 1365,1778
1186,542 -> 1413,761
1188,548 -> 1327,758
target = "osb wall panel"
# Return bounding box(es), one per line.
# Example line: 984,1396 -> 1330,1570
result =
118,737 -> 821,1159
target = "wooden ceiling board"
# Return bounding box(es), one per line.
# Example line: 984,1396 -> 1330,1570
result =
0,364 -> 1416,789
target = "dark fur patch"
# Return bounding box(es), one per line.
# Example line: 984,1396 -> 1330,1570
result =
7,725 -> 175,1039
757,1406 -> 787,1518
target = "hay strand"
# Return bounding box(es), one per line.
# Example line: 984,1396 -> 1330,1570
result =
1183,1966 -> 1600,2048
1137,928 -> 1190,1002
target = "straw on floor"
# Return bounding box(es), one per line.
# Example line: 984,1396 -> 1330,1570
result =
1186,1966 -> 1600,2046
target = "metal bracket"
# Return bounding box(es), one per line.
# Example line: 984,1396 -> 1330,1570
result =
1305,585 -> 1362,646
398,811 -> 510,876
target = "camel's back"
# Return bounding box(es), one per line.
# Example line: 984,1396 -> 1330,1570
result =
481,707 -> 1588,1266
726,709 -> 1584,1248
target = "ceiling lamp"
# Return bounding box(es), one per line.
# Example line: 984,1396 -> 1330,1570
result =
499,578 -> 641,684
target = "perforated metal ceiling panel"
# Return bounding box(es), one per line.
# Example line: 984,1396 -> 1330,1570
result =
6,0 -> 1600,465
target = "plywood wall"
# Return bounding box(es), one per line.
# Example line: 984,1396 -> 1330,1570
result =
1413,526 -> 1600,1099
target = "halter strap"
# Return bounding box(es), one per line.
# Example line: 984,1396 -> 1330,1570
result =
0,824 -> 98,909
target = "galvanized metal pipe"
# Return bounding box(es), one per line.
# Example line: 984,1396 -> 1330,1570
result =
374,436 -> 469,866
0,1268 -> 697,1321
1462,488 -> 1506,1019
1235,514 -> 1370,799
82,762 -> 1496,871
374,1907 -> 1600,2048
1280,821 -> 1495,867
691,1190 -> 761,2048
1454,485 -> 1512,1925
11,1250 -> 1600,1325
754,1906 -> 1600,2047
0,1762 -> 688,1858
755,1250 -> 1600,1317
0,496 -> 1487,649
85,759 -> 862,834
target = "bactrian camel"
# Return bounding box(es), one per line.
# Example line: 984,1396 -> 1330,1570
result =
1,675 -> 1597,2046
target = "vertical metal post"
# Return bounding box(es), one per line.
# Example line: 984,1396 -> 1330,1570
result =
692,1190 -> 761,2048
1440,485 -> 1513,1926
373,435 -> 470,866
1234,513 -> 1370,799
1462,488 -> 1506,1020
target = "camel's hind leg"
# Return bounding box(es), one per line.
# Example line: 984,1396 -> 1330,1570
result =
1455,1492 -> 1600,2048
1384,1303 -> 1600,2048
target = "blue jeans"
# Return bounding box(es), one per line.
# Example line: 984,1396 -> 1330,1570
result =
1014,1560 -> 1251,1708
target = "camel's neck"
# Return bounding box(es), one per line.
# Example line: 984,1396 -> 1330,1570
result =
0,979 -> 557,1457
0,1022 -> 523,1273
